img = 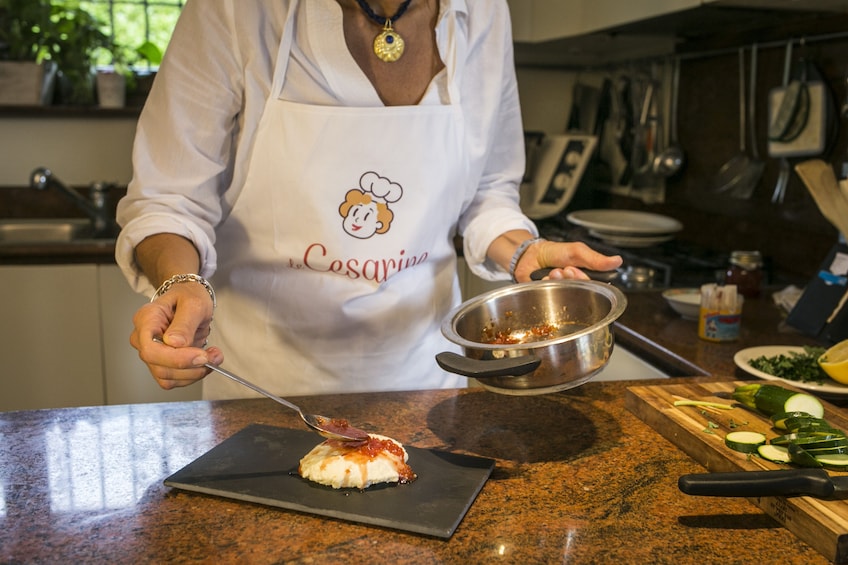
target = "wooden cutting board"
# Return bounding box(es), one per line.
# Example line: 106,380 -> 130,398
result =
625,380 -> 848,564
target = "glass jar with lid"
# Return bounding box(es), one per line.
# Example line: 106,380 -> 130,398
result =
725,250 -> 763,298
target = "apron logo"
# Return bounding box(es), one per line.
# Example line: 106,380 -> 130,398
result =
339,171 -> 403,239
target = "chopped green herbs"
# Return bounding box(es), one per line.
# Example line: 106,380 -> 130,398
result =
748,346 -> 827,383
702,421 -> 720,434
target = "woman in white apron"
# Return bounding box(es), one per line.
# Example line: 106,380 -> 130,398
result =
116,0 -> 622,398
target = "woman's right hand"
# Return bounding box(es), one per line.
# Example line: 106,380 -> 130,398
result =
130,281 -> 223,390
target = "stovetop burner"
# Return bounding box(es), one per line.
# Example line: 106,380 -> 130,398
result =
535,217 -> 727,290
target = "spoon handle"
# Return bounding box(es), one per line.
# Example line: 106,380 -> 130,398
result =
202,363 -> 302,414
151,336 -> 302,414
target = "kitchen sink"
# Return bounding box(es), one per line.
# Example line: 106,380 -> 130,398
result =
593,345 -> 671,381
0,219 -> 95,243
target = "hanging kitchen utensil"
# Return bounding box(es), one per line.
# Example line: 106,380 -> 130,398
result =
711,48 -> 753,194
771,41 -> 795,204
618,75 -> 635,186
598,76 -> 630,187
631,73 -> 663,190
631,81 -> 655,177
730,43 -> 764,200
768,51 -> 829,159
653,57 -> 685,178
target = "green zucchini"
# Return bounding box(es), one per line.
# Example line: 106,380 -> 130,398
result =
788,443 -> 822,468
770,411 -> 816,430
782,416 -> 833,432
757,444 -> 791,463
725,431 -> 767,453
771,434 -> 848,450
732,384 -> 824,419
804,445 -> 848,456
791,426 -> 845,437
815,454 -> 848,470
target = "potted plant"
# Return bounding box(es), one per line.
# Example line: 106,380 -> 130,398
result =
48,1 -> 111,105
0,0 -> 58,105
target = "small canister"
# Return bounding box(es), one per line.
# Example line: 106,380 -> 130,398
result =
725,250 -> 763,298
698,283 -> 743,342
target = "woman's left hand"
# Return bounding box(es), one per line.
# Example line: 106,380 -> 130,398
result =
513,240 -> 623,283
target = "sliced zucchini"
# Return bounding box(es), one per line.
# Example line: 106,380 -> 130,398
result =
732,384 -> 825,419
770,431 -> 847,446
792,426 -> 846,437
788,443 -> 822,468
815,454 -> 848,470
804,445 -> 848,456
790,437 -> 848,450
757,444 -> 791,463
770,411 -> 816,430
783,416 -> 833,432
725,431 -> 767,453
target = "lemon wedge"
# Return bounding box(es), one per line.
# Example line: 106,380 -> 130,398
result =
819,339 -> 848,385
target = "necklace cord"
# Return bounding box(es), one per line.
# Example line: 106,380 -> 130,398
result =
355,0 -> 413,25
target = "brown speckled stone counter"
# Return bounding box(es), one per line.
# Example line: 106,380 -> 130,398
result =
0,383 -> 830,563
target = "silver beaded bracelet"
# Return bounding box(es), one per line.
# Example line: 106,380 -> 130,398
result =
509,237 -> 543,283
150,273 -> 217,308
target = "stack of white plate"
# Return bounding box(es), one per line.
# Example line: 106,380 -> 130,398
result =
566,210 -> 683,248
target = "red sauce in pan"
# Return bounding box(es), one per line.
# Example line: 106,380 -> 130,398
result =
483,323 -> 557,345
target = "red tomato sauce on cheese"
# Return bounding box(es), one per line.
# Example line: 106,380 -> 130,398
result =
326,435 -> 417,484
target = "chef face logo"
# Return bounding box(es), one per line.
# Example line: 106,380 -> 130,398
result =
339,172 -> 403,240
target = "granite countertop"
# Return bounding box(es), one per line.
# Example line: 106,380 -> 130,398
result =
0,382 -> 830,564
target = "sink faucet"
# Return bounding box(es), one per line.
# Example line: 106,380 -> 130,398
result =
30,167 -> 117,237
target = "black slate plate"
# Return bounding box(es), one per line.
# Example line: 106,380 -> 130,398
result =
164,424 -> 495,538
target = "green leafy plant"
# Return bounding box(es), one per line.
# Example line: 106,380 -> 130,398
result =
48,1 -> 111,104
0,1 -> 113,104
0,0 -> 55,62
135,40 -> 163,67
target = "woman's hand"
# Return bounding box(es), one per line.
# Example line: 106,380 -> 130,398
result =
513,239 -> 623,283
130,281 -> 223,390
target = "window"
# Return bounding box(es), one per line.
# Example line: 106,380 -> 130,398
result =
79,0 -> 184,69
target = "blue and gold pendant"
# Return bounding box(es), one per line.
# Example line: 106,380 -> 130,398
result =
373,20 -> 405,62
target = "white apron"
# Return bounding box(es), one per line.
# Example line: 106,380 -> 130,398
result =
205,0 -> 470,398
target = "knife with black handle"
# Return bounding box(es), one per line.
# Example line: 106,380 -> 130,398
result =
679,469 -> 848,500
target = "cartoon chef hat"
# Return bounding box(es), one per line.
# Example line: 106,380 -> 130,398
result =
360,171 -> 403,204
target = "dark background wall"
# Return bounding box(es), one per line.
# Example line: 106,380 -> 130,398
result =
604,18 -> 848,282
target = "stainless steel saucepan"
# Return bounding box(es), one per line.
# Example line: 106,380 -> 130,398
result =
437,280 -> 627,396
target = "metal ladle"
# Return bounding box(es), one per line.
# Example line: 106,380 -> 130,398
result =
653,57 -> 685,177
152,337 -> 369,443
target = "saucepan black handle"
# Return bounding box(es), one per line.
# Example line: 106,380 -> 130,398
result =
435,351 -> 541,379
529,268 -> 623,282
678,468 -> 835,498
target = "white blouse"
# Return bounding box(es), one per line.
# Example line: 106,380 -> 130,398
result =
115,0 -> 535,294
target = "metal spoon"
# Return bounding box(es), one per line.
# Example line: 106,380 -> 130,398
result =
152,337 -> 368,443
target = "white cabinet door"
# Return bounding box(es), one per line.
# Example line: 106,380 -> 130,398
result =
0,265 -> 104,410
98,265 -> 203,405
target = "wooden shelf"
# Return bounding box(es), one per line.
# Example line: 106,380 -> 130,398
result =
0,105 -> 142,119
